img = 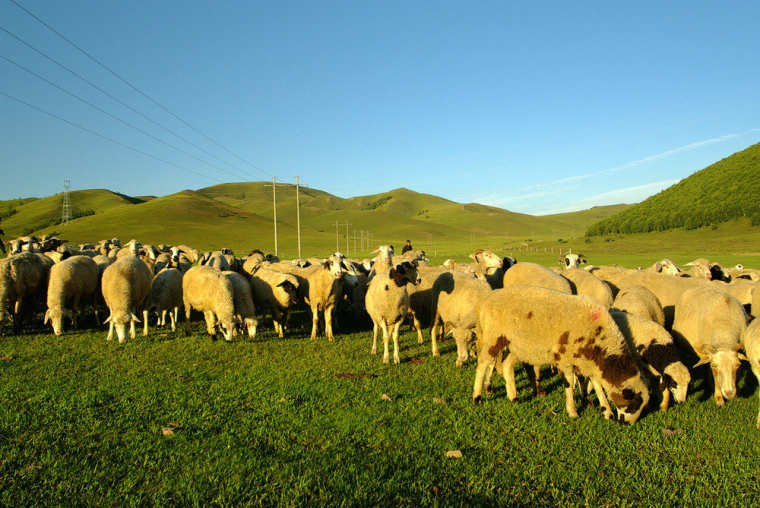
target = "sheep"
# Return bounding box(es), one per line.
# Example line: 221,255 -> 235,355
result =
249,266 -> 299,338
147,267 -> 183,331
561,268 -> 614,308
302,254 -> 350,341
612,285 -> 666,326
615,271 -> 705,329
406,265 -> 450,345
0,252 -> 54,332
203,250 -> 232,271
742,319 -> 760,429
470,249 -> 515,289
101,255 -> 152,343
502,262 -> 572,294
646,259 -> 683,276
365,260 -> 421,364
182,265 -> 236,342
559,252 -> 587,270
672,285 -> 748,407
473,285 -> 650,424
175,245 -> 200,263
44,255 -> 100,336
222,271 -> 258,338
430,270 -> 492,366
610,310 -> 690,411
370,245 -> 395,275
242,250 -> 265,275
685,258 -> 730,282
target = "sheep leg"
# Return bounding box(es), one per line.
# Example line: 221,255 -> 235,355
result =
472,349 -> 495,403
204,311 -> 216,336
169,309 -> 176,332
106,321 -> 114,341
558,367 -> 578,418
710,365 -> 725,407
524,365 -> 545,397
453,328 -> 469,367
325,306 -> 335,342
660,385 -> 671,412
392,321 -> 401,364
160,310 -> 166,327
412,312 -> 424,345
310,306 -> 319,340
371,321 -> 378,355
591,378 -> 614,420
381,321 -> 391,364
142,310 -> 149,337
129,317 -> 136,340
503,355 -> 518,401
272,307 -> 284,338
430,312 -> 440,357
173,307 -> 179,327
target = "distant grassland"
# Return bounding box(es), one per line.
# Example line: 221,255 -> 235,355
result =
1,315 -> 760,505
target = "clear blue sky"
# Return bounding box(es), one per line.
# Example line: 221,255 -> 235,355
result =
1,0 -> 758,214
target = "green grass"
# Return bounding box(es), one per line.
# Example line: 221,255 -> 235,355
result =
2,312 -> 760,505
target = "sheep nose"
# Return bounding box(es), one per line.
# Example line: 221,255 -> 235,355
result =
724,388 -> 736,400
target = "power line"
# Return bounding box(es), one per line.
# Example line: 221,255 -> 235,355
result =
0,24 -> 250,179
0,89 -> 222,183
8,0 -> 274,178
1,53 -> 253,182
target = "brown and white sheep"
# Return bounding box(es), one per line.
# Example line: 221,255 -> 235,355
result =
249,266 -> 299,338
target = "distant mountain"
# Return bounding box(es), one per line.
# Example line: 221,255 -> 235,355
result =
2,183 -> 626,255
587,142 -> 760,236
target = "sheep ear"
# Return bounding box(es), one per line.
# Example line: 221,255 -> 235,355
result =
694,356 -> 711,367
43,310 -> 50,324
131,313 -> 142,323
103,315 -> 111,324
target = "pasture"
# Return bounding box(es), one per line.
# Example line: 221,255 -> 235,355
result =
2,311 -> 760,505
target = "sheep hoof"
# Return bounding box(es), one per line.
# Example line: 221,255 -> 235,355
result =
484,385 -> 493,395
603,409 -> 614,420
383,356 -> 390,364
473,396 -> 482,405
715,398 -> 725,408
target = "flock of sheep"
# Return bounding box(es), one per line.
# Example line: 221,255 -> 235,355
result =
2,234 -> 760,428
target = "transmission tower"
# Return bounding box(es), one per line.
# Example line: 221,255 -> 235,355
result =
61,178 -> 71,224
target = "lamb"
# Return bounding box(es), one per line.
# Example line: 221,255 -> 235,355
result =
561,268 -> 614,307
147,267 -> 183,331
742,319 -> 760,429
101,255 -> 152,343
0,252 -> 54,332
222,271 -> 258,338
612,285 -> 666,326
249,266 -> 299,338
430,270 -> 492,366
365,260 -> 421,364
473,285 -> 650,424
44,255 -> 100,335
671,285 -> 748,407
610,310 -> 690,411
182,265 -> 236,341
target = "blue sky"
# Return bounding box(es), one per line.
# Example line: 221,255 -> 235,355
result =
1,0 -> 758,214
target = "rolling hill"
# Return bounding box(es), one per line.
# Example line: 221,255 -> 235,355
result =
587,141 -> 760,236
2,183 -> 627,257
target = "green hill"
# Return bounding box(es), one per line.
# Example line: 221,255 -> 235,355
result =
587,142 -> 760,236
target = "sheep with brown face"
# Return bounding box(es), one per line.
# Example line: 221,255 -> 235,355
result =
672,286 -> 748,407
473,285 -> 650,424
44,255 -> 99,336
101,255 -> 152,343
365,260 -> 421,364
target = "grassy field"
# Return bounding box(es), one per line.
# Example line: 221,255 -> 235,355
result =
2,309 -> 760,505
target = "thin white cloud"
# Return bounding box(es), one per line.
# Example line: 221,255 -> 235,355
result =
476,128 -> 759,208
534,179 -> 679,215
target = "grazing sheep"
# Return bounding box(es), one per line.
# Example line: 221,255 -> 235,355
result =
222,271 -> 258,338
148,267 -> 183,331
473,285 -> 650,424
561,268 -> 614,308
503,262 -> 572,294
365,260 -> 421,364
101,256 -> 152,343
0,252 -> 54,332
182,265 -> 236,341
430,270 -> 492,366
742,319 -> 760,429
672,286 -> 748,407
612,285 -> 666,326
249,266 -> 299,338
44,255 -> 99,335
610,310 -> 690,411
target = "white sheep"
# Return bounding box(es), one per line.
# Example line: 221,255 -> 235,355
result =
561,268 -> 614,308
222,271 -> 258,338
0,252 -> 54,332
182,265 -> 236,341
473,285 -> 650,424
559,252 -> 587,269
612,285 -> 666,326
741,318 -> 760,429
365,260 -> 421,363
101,255 -> 152,343
430,270 -> 492,366
672,285 -> 748,407
301,254 -> 350,341
249,266 -> 299,338
44,255 -> 100,335
610,310 -> 690,411
148,267 -> 183,331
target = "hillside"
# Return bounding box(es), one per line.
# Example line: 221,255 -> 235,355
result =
2,183 -> 627,256
587,141 -> 760,236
